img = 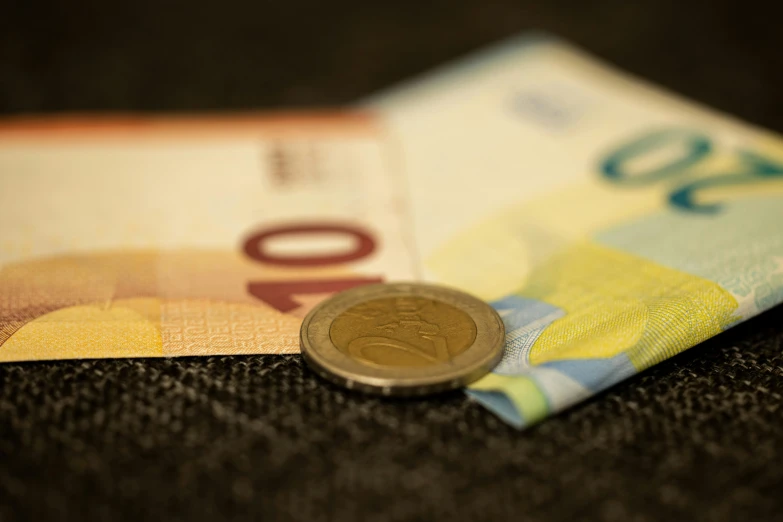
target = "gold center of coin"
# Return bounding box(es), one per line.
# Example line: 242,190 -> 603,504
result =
329,296 -> 478,368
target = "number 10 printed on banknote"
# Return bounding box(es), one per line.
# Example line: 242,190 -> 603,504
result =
366,32 -> 783,428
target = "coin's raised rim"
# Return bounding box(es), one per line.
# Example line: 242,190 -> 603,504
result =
299,282 -> 505,396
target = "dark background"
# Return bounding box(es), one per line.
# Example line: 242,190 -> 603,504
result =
1,1 -> 782,521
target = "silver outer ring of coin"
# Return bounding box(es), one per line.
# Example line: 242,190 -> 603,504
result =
299,282 -> 505,397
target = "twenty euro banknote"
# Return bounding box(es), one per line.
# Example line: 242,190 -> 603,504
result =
365,33 -> 783,428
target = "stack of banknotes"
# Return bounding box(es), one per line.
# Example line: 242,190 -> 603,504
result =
2,33 -> 782,428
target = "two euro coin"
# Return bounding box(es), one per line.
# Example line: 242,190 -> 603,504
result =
300,283 -> 505,396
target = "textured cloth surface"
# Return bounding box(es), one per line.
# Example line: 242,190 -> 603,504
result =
2,310 -> 782,521
2,1 -> 783,521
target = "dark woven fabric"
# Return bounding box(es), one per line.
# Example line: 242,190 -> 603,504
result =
2,308 -> 782,521
2,1 -> 783,521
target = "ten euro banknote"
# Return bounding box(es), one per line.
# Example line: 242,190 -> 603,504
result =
365,33 -> 783,428
0,114 -> 419,361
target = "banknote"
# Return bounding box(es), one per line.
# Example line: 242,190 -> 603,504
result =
365,33 -> 783,428
0,113 -> 418,361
